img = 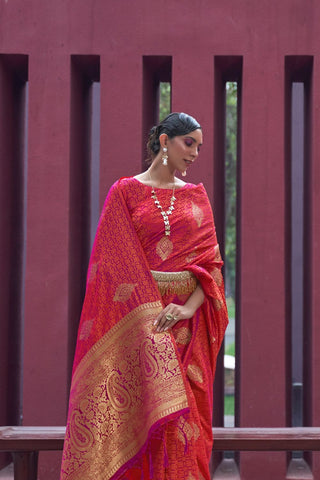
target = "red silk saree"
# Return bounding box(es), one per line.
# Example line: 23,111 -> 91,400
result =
60,177 -> 228,480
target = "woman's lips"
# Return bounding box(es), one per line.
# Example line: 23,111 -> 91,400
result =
184,159 -> 193,166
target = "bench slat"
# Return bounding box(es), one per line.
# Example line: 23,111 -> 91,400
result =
1,426 -> 320,452
0,427 -> 65,451
212,427 -> 320,451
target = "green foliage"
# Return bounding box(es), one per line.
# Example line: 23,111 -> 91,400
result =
159,82 -> 171,121
226,296 -> 235,318
224,394 -> 235,415
225,82 -> 237,300
225,341 -> 235,357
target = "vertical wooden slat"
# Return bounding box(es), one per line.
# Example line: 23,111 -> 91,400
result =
239,53 -> 287,479
23,53 -> 70,479
142,56 -> 172,170
172,52 -> 214,199
68,55 -> 100,387
0,54 -> 28,471
99,54 -> 143,205
310,55 -> 320,480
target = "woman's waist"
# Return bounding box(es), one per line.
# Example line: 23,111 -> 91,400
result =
151,270 -> 197,297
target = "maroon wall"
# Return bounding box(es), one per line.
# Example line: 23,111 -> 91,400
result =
0,1 -> 319,479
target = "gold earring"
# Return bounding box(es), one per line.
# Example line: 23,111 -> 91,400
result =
182,171 -> 187,177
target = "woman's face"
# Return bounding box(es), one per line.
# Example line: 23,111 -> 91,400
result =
166,128 -> 203,174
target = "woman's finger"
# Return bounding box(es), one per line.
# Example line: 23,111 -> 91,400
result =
156,312 -> 172,332
153,305 -> 172,327
153,304 -> 185,332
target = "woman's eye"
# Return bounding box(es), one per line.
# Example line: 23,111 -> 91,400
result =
185,139 -> 193,147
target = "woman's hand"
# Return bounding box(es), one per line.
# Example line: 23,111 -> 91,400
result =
153,304 -> 194,333
153,284 -> 205,333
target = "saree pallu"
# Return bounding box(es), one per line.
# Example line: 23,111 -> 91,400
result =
60,178 -> 228,480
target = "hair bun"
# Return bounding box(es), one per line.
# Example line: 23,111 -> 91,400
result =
149,125 -> 157,136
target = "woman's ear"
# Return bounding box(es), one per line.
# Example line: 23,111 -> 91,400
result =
159,133 -> 168,149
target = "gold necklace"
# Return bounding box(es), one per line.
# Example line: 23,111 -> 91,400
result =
148,171 -> 176,237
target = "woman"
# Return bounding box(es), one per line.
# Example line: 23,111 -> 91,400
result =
60,112 -> 228,480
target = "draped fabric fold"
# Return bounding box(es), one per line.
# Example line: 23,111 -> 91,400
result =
60,178 -> 228,480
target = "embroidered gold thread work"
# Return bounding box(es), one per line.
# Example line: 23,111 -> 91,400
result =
113,283 -> 137,302
213,298 -> 224,311
79,319 -> 94,340
175,327 -> 192,345
211,267 -> 223,286
187,364 -> 204,383
156,236 -> 173,261
192,202 -> 204,227
64,303 -> 189,480
151,270 -> 197,296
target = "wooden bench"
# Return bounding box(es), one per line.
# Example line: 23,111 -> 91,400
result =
1,426 -> 320,480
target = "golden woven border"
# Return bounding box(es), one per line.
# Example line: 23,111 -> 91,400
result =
151,270 -> 197,296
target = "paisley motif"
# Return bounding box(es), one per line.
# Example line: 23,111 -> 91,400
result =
69,409 -> 94,452
156,235 -> 173,260
211,267 -> 223,286
140,337 -> 159,378
113,283 -> 137,302
192,202 -> 204,227
88,262 -> 99,283
185,251 -> 197,263
213,297 -> 224,311
192,422 -> 200,441
167,357 -> 179,373
79,318 -> 94,340
174,327 -> 192,345
187,364 -> 204,383
177,418 -> 193,446
106,371 -> 131,412
214,244 -> 222,261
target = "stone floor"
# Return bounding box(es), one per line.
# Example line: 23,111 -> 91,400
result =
0,463 -> 13,480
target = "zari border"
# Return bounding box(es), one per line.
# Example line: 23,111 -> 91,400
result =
62,302 -> 189,480
72,301 -> 163,384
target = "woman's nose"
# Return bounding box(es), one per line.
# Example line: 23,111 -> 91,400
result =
192,146 -> 199,158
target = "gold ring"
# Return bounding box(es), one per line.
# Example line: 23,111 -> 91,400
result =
165,313 -> 174,321
173,315 -> 178,320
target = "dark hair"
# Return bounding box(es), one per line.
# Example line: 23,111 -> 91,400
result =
146,112 -> 201,163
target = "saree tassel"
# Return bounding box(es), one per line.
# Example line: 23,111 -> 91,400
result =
152,272 -> 197,297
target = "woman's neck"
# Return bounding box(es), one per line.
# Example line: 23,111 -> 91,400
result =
148,162 -> 176,188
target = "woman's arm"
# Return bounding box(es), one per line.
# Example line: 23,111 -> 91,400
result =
154,284 -> 205,333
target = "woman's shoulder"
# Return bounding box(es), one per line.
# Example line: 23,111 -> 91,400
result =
109,176 -> 206,194
118,176 -> 138,187
108,176 -> 142,194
